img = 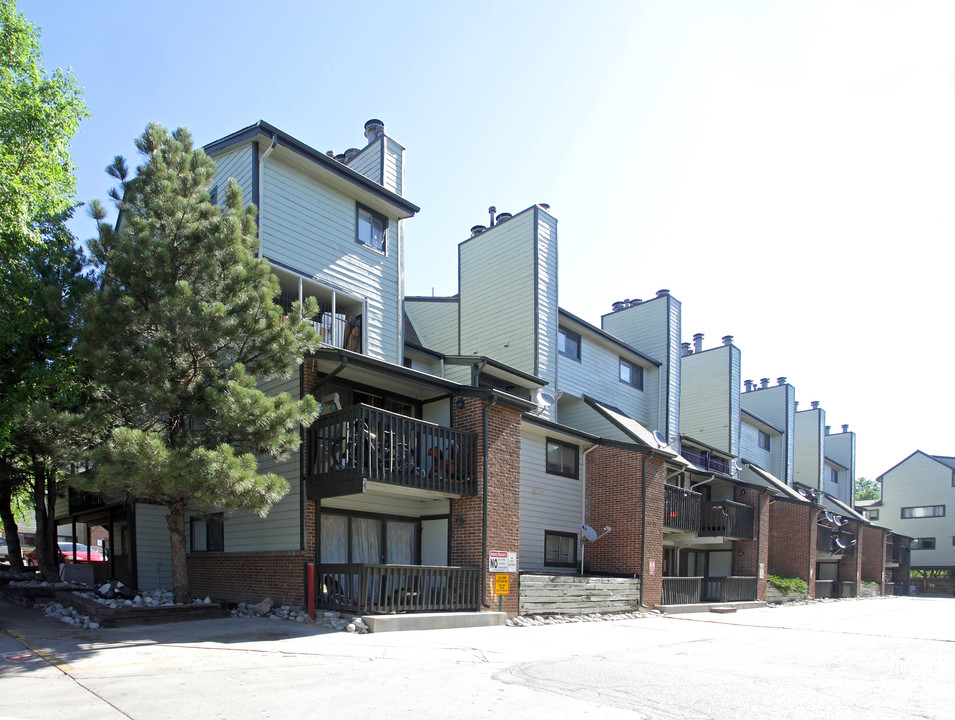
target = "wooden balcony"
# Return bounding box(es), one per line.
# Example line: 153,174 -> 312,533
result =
664,485 -> 702,532
681,448 -> 730,474
304,405 -> 478,500
662,576 -> 702,604
318,564 -> 481,614
700,500 -> 755,540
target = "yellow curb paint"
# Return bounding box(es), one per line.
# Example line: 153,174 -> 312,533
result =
8,631 -> 74,674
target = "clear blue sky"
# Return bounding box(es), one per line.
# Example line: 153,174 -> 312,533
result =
23,0 -> 955,482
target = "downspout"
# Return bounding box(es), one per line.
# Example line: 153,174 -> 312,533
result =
580,444 -> 599,575
311,356 -> 348,394
480,393 -> 499,608
257,134 -> 278,259
640,455 -> 648,608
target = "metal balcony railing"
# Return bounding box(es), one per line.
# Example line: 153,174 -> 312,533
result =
680,448 -> 730,474
815,580 -> 834,598
700,500 -> 756,540
701,576 -> 759,602
304,405 -> 478,499
664,485 -> 702,532
318,564 -> 481,614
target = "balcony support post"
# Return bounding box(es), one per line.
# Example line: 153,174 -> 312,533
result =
640,455 -> 647,608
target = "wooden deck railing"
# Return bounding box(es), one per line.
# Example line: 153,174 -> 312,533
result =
304,405 -> 478,499
661,576 -> 702,605
701,576 -> 759,602
317,564 -> 481,614
664,485 -> 702,532
814,580 -> 834,598
700,500 -> 755,540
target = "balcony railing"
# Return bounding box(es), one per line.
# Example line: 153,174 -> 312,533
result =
816,525 -> 856,556
661,576 -> 702,605
664,485 -> 702,532
887,542 -> 909,565
815,580 -> 834,598
700,500 -> 756,540
305,405 -> 478,499
317,564 -> 481,614
681,448 -> 730,474
837,581 -> 857,598
701,576 -> 759,602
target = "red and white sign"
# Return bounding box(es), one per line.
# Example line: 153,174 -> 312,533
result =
488,550 -> 517,572
3,651 -> 34,661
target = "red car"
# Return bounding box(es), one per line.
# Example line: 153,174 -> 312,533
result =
25,541 -> 106,565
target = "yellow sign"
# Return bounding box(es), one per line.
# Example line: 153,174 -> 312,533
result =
494,574 -> 510,595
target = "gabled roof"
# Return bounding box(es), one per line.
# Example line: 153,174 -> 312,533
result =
933,455 -> 955,470
582,396 -> 686,464
877,450 -> 955,480
820,492 -> 869,524
742,463 -> 811,504
203,120 -> 420,217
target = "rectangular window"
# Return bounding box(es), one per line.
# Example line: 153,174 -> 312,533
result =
546,438 -> 579,479
912,537 -> 936,550
829,467 -> 839,484
208,184 -> 217,205
357,205 -> 387,252
190,513 -> 224,552
619,358 -> 644,390
544,531 -> 577,567
867,509 -> 879,521
901,505 -> 945,519
558,327 -> 581,361
757,430 -> 770,451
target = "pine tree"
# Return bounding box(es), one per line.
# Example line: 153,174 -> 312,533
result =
76,124 -> 319,603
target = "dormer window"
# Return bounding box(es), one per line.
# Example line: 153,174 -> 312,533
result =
357,204 -> 387,252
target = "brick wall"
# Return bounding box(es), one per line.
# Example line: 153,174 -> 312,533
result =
768,500 -> 818,596
838,522 -> 862,596
449,396 -> 522,613
188,551 -> 310,606
734,487 -> 771,600
584,446 -> 665,608
859,524 -> 886,593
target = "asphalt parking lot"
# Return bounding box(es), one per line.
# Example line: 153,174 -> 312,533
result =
1,596 -> 952,720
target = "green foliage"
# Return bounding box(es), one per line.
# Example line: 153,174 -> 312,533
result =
76,124 -> 319,600
767,574 -> 808,595
861,578 -> 879,586
0,0 -> 88,263
855,476 -> 881,502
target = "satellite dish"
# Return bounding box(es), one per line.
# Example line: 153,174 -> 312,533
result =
833,536 -> 849,551
824,511 -> 836,525
652,430 -> 667,447
733,460 -> 744,472
833,515 -> 847,527
536,389 -> 557,408
580,523 -> 598,541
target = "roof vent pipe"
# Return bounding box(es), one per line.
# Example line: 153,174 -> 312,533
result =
364,119 -> 385,143
760,378 -> 770,389
612,301 -> 626,312
693,333 -> 704,353
343,147 -> 360,162
811,401 -> 819,409
657,289 -> 670,297
539,203 -> 550,210
470,225 -> 487,237
681,342 -> 692,357
722,335 -> 734,346
825,425 -> 831,435
777,377 -> 787,386
842,424 -> 849,433
495,212 -> 512,224
744,379 -> 753,392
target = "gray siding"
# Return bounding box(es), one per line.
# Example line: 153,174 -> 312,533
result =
258,152 -> 402,363
134,503 -> 174,590
880,452 -> 955,567
346,138 -> 383,184
794,409 -> 825,489
459,210 -> 538,370
519,428 -> 584,572
681,346 -> 736,454
209,144 -> 255,207
405,298 -> 460,355
740,416 -> 774,470
535,209 -> 559,387
600,294 -> 681,445
741,384 -> 796,484
825,431 -> 856,503
383,138 -> 404,196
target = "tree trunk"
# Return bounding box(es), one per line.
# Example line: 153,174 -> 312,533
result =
0,479 -> 25,571
32,459 -> 59,582
166,501 -> 191,604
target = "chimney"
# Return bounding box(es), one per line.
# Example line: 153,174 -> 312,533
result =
681,342 -> 692,357
612,301 -> 625,312
657,289 -> 670,298
495,212 -> 512,224
760,378 -> 770,389
470,225 -> 487,237
343,147 -> 360,162
364,119 -> 385,143
777,377 -> 787,386
744,379 -> 753,392
693,333 -> 704,353
825,426 -> 831,435
488,206 -> 496,227
722,335 -> 734,346
811,401 -> 819,409
842,424 -> 849,433
539,203 -> 550,210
